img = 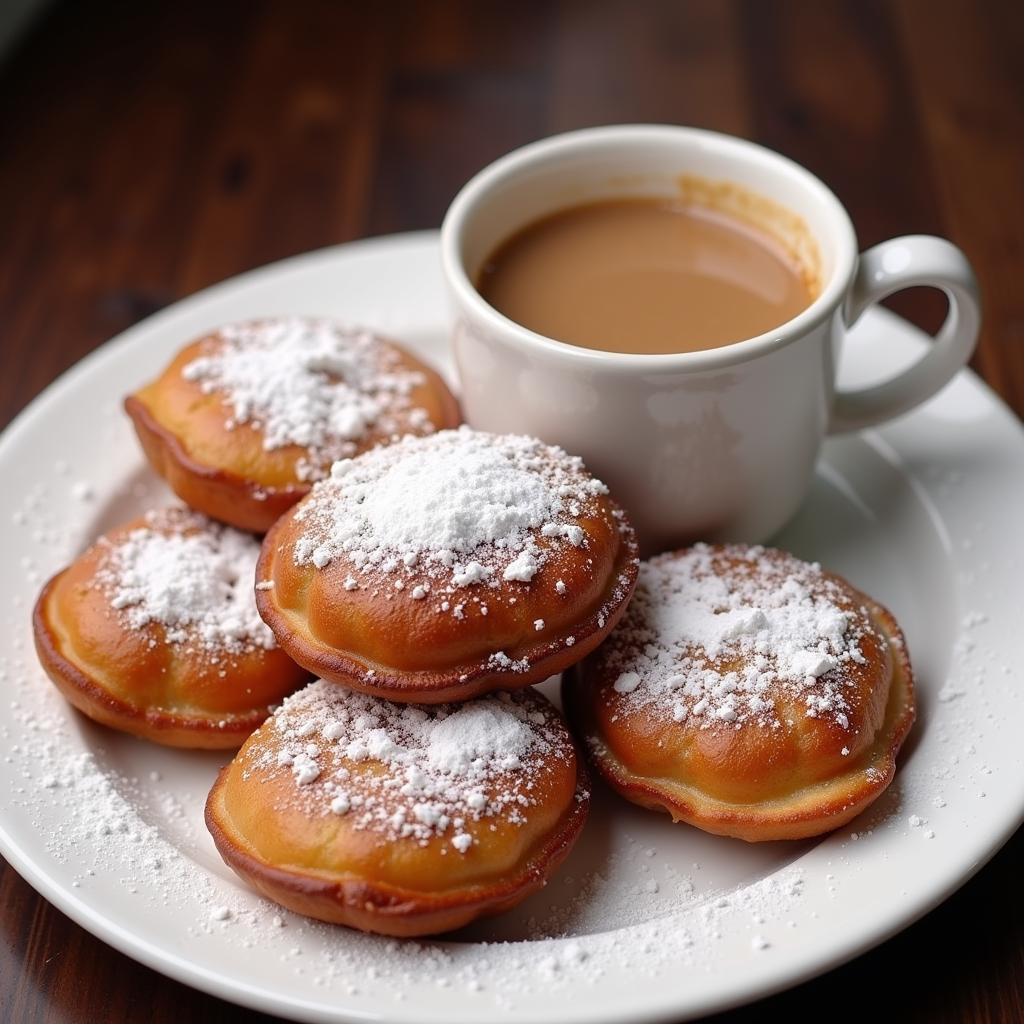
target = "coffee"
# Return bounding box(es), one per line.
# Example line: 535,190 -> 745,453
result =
477,198 -> 815,355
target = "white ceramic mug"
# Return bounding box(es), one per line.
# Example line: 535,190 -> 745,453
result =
440,125 -> 980,555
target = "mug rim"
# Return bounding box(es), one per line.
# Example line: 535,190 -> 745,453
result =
440,124 -> 859,371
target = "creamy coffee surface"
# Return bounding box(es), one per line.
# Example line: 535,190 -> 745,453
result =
478,198 -> 814,354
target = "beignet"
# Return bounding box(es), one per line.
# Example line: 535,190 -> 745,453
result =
125,318 -> 461,532
205,680 -> 589,936
563,544 -> 915,841
256,427 -> 639,703
33,508 -> 309,748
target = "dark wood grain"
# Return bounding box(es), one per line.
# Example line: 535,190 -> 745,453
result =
1,1 -> 1022,1021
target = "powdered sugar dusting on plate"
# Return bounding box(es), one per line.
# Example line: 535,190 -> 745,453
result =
242,680 -> 575,853
290,427 -> 623,613
597,544 -> 880,730
3,455 -> 1013,1016
180,319 -> 437,481
95,508 -> 274,657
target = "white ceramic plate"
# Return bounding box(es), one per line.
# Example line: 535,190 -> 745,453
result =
1,232 -> 1022,1024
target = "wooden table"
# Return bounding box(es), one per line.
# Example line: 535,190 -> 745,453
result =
2,1 -> 1022,1020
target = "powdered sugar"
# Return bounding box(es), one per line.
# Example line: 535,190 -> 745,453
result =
95,508 -> 274,656
180,319 -> 437,481
244,681 -> 574,850
291,428 -> 615,610
597,545 -> 878,731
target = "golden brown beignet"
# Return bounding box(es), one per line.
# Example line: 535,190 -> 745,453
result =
205,680 -> 589,936
563,544 -> 916,841
256,427 -> 639,703
33,508 -> 310,748
125,318 -> 461,532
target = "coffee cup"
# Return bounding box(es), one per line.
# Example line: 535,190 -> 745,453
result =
440,125 -> 980,554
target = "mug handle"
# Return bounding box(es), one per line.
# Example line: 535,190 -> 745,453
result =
828,235 -> 981,434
